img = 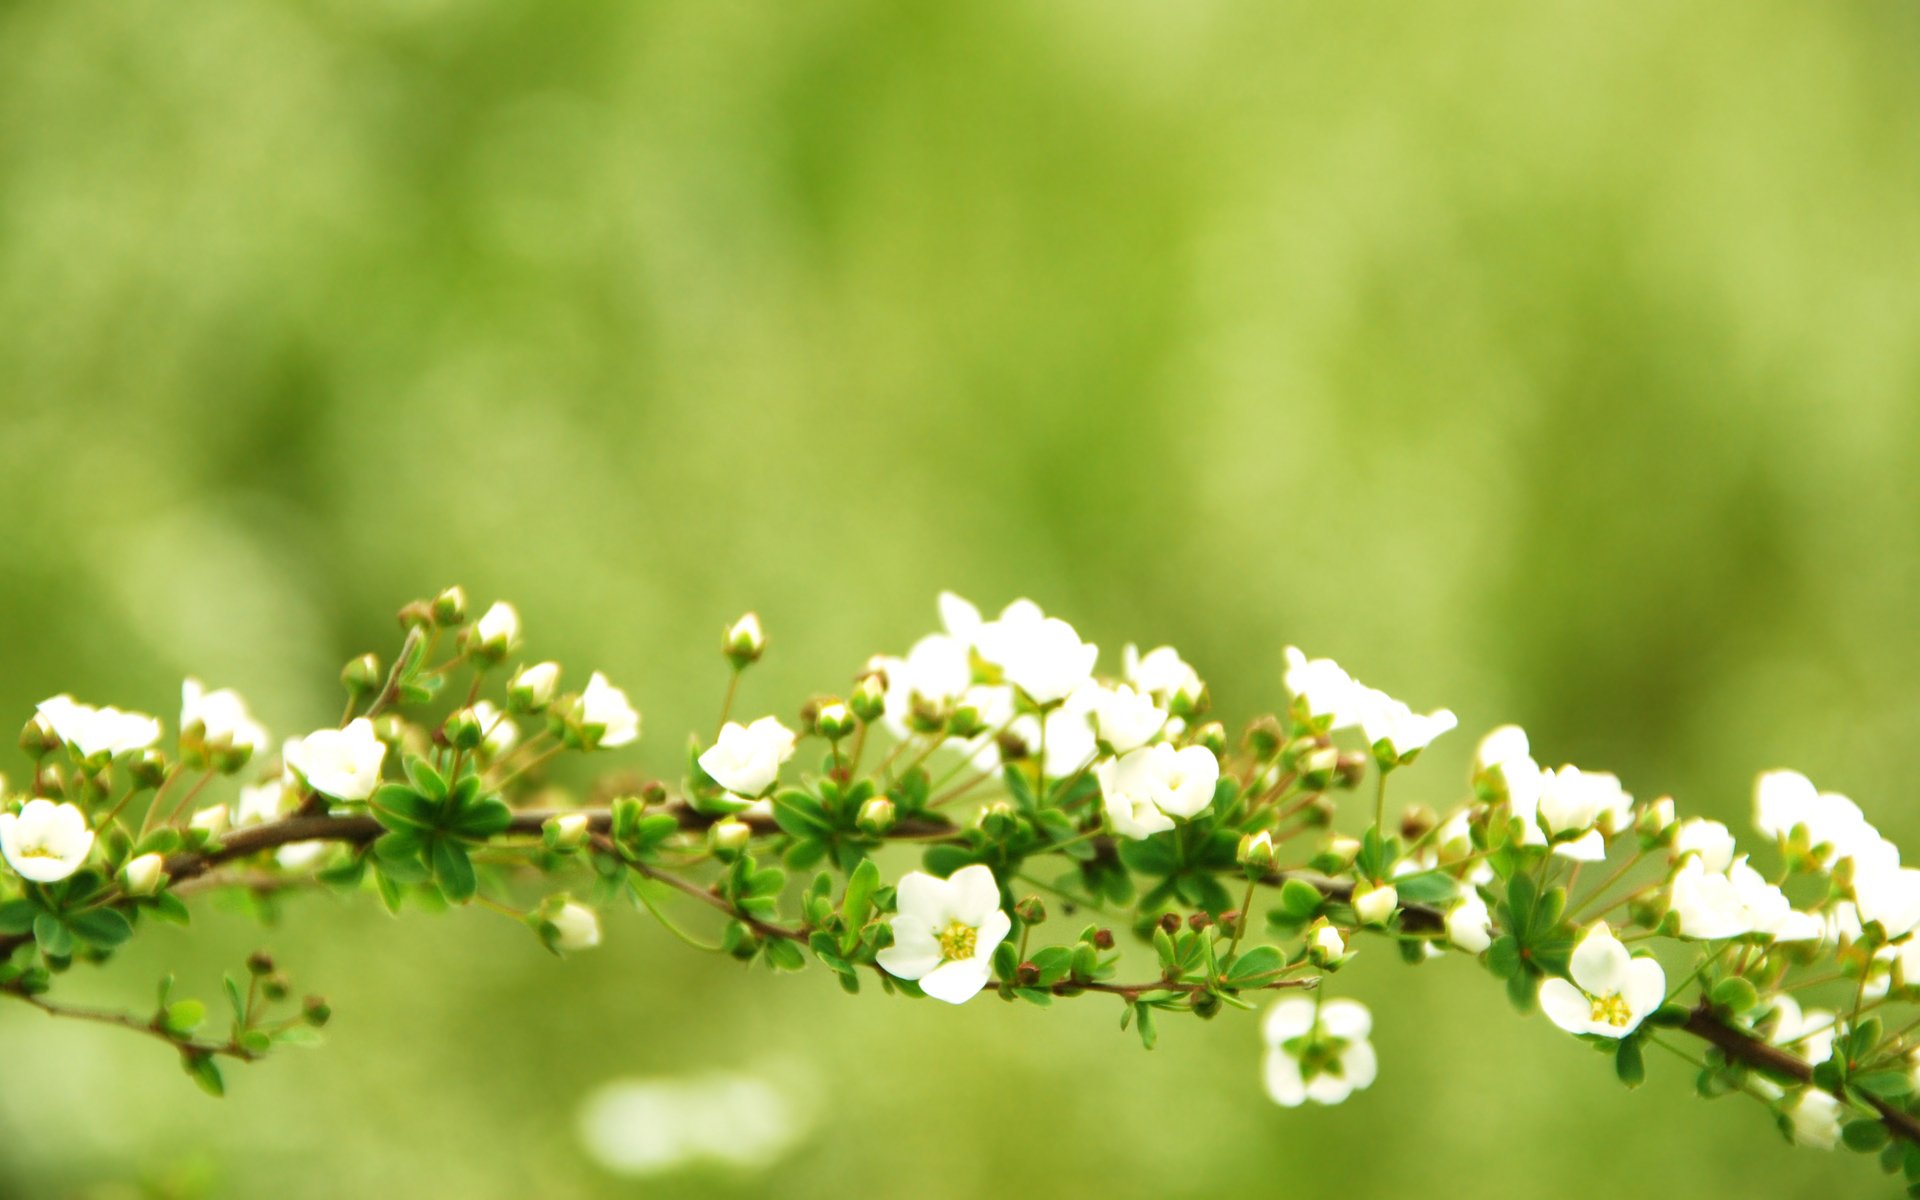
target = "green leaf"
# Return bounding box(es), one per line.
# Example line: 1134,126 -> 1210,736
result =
404,755 -> 449,801
1277,878 -> 1324,920
449,796 -> 513,839
1615,1036 -> 1646,1088
1134,1001 -> 1157,1050
164,999 -> 206,1036
0,899 -> 38,935
762,937 -> 806,971
1843,1119 -> 1892,1154
1223,945 -> 1286,986
1391,871 -> 1458,906
431,840 -> 476,903
32,913 -> 71,959
67,907 -> 134,948
1002,766 -> 1039,811
771,790 -> 832,836
148,891 -> 192,925
842,858 -> 879,932
1854,1070 -> 1917,1100
1029,946 -> 1074,987
1505,874 -> 1537,931
370,785 -> 435,830
1710,976 -> 1760,1015
183,1052 -> 225,1097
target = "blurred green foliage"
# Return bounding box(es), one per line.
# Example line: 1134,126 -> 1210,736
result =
2,1 -> 1919,1197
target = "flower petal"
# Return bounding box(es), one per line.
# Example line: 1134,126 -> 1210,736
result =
918,960 -> 990,1004
894,871 -> 953,925
1262,996 -> 1317,1046
1538,979 -> 1593,1036
1569,922 -> 1631,996
1318,999 -> 1372,1040
947,864 -> 1001,925
1263,1048 -> 1307,1107
1624,956 -> 1666,1026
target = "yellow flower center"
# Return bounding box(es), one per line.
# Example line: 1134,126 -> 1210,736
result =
1589,991 -> 1633,1028
936,920 -> 978,963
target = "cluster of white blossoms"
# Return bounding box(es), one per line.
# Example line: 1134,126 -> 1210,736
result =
5,587 -> 1920,1184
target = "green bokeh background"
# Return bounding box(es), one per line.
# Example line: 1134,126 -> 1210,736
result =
3,2 -> 1919,1197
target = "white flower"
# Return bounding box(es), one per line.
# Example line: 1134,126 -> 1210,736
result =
1754,770 -> 1884,867
1536,765 -> 1633,840
1282,648 -> 1369,730
699,717 -> 797,797
1729,859 -> 1821,942
1122,645 -> 1203,708
285,718 -> 387,802
1353,882 -> 1398,926
179,679 -> 269,766
469,700 -> 519,759
121,851 -> 166,896
1852,863 -> 1920,940
974,603 -> 1098,706
276,841 -> 329,870
509,661 -> 561,710
576,672 -> 641,749
1089,684 -> 1167,755
35,695 -> 162,760
1096,744 -> 1220,839
1308,920 -> 1349,966
1538,922 -> 1664,1039
1357,691 -> 1457,766
1476,727 -> 1547,845
1447,890 -> 1493,953
0,799 -> 94,882
1765,996 -> 1836,1066
1672,818 -> 1737,873
550,901 -> 602,951
235,780 -> 293,827
1263,997 -> 1378,1107
1669,858 -> 1753,939
474,601 -> 521,653
875,864 -> 1011,1004
1004,687 -> 1102,778
1784,1089 -> 1841,1150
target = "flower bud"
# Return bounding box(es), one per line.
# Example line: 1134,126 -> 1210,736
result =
1159,912 -> 1182,935
1334,751 -> 1369,790
1399,805 -> 1437,843
1243,717 -> 1286,762
709,816 -> 753,856
303,995 -> 332,1027
1352,881 -> 1398,926
547,900 -> 601,951
907,694 -> 947,735
1191,721 -> 1227,757
815,702 -> 855,742
340,653 -> 383,697
261,974 -> 290,1002
850,673 -> 887,723
127,748 -> 169,791
856,796 -> 896,836
396,600 -> 435,630
1296,744 -> 1341,790
19,714 -> 58,760
1237,830 -> 1277,873
979,800 -> 1016,838
1188,911 -> 1214,931
1014,896 -> 1048,924
545,812 -> 591,851
1307,918 -> 1350,967
189,805 -> 230,840
247,949 -> 276,976
1639,796 -> 1677,843
468,601 -> 521,664
509,661 -> 561,712
431,585 -> 468,627
121,852 -> 167,897
946,702 -> 986,740
723,613 -> 766,669
442,707 -> 484,751
1093,928 -> 1115,950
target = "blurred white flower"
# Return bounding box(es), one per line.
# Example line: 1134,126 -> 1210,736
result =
1122,644 -> 1203,708
1447,890 -> 1493,953
1096,744 -> 1219,839
578,1070 -> 811,1177
121,851 -> 166,895
285,718 -> 387,802
1090,684 -> 1167,755
35,695 -> 162,760
974,602 -> 1097,706
0,799 -> 94,882
1539,922 -> 1663,1039
1282,648 -> 1368,730
469,700 -> 518,759
1672,818 -> 1737,873
179,679 -> 269,766
699,717 -> 797,797
473,601 -> 521,655
576,671 -> 641,749
235,779 -> 293,827
509,661 -> 561,710
1784,1089 -> 1841,1150
875,864 -> 1010,1004
1754,770 -> 1887,867
1263,997 -> 1377,1107
1765,996 -> 1836,1066
1852,862 -> 1920,939
1352,882 -> 1398,926
550,901 -> 601,951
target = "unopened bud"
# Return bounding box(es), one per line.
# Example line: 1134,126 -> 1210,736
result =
121,852 -> 167,897
1244,717 -> 1286,762
396,600 -> 435,630
850,673 -> 887,723
189,805 -> 230,840
1352,881 -> 1399,926
127,749 -> 169,791
340,653 -> 383,697
545,812 -> 591,851
710,816 -> 753,856
1307,918 -> 1350,968
724,612 -> 766,668
1187,911 -> 1214,931
1639,796 -> 1677,843
1296,744 -> 1341,789
468,601 -> 521,664
1237,830 -> 1277,873
19,714 -> 58,760
509,661 -> 561,712
442,707 -> 484,751
1159,912 -> 1182,935
979,800 -> 1016,838
1334,752 -> 1369,790
1399,805 -> 1437,843
431,585 -> 468,627
856,796 -> 896,836
303,995 -> 331,1027
908,694 -> 947,735
261,973 -> 290,1002
816,701 -> 856,742
1015,961 -> 1041,986
1191,721 -> 1228,757
247,950 -> 276,976
1093,928 -> 1115,950
1014,896 -> 1047,924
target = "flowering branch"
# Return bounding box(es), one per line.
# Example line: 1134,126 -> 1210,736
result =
4,588 -> 1920,1186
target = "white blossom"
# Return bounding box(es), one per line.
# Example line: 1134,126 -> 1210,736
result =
1096,744 -> 1219,839
35,695 -> 162,760
235,779 -> 293,827
1089,684 -> 1167,755
1122,644 -> 1203,708
469,700 -> 519,759
1784,1089 -> 1841,1150
1539,922 -> 1664,1039
576,671 -> 641,749
1353,882 -> 1398,926
179,679 -> 269,765
875,864 -> 1011,1004
1263,997 -> 1378,1107
1357,691 -> 1457,765
510,661 -> 561,710
121,851 -> 166,896
0,799 -> 94,882
474,601 -> 521,653
974,603 -> 1098,706
285,718 -> 387,802
189,804 -> 230,839
1852,862 -> 1920,940
1282,648 -> 1369,730
1765,996 -> 1836,1066
1754,770 -> 1886,867
699,717 -> 797,797
1672,818 -> 1737,873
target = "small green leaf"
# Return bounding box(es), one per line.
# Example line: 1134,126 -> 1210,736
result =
183,1052 -> 225,1097
1615,1036 -> 1646,1088
842,858 -> 880,931
762,937 -> 806,971
404,755 -> 449,801
0,899 -> 38,935
164,999 -> 206,1036
431,841 -> 476,903
32,913 -> 72,959
1223,946 -> 1285,986
1278,878 -> 1324,920
1710,975 -> 1760,1015
1843,1118 -> 1892,1154
68,907 -> 134,948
